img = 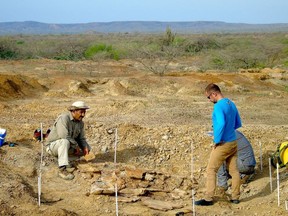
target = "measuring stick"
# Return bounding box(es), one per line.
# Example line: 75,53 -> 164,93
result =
277,163 -> 280,207
259,140 -> 263,172
269,158 -> 273,193
191,140 -> 196,216
114,128 -> 119,216
38,123 -> 44,207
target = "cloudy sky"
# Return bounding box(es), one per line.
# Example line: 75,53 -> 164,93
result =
1,0 -> 288,24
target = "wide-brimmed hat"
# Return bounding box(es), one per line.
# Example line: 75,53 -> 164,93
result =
68,101 -> 90,111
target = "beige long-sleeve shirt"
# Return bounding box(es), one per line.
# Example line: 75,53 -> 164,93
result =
46,112 -> 90,150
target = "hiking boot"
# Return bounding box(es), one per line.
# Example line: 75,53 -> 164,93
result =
240,175 -> 249,184
241,173 -> 255,184
195,199 -> 213,206
58,167 -> 75,180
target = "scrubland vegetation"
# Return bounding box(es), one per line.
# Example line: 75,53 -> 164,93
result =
1,28 -> 288,216
1,29 -> 288,74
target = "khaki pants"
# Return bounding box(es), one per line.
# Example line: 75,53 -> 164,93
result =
205,141 -> 240,201
46,139 -> 70,167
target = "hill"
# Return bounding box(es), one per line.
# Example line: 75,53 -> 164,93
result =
1,21 -> 288,35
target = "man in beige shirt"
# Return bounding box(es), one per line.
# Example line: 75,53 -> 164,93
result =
46,101 -> 91,180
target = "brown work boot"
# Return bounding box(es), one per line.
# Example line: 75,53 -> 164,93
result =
240,175 -> 249,184
58,167 -> 75,180
241,173 -> 255,184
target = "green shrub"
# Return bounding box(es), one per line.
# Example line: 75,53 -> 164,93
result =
0,33 -> 287,71
212,57 -> 225,69
52,43 -> 85,61
281,38 -> 288,44
16,40 -> 25,45
185,37 -> 221,54
173,36 -> 185,46
283,60 -> 288,67
161,27 -> 176,46
0,41 -> 18,59
84,43 -> 120,60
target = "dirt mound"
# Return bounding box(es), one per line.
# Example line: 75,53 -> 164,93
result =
0,74 -> 47,100
67,80 -> 93,97
0,60 -> 288,215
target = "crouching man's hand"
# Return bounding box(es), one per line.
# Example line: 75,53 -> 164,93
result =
83,147 -> 89,156
74,147 -> 81,156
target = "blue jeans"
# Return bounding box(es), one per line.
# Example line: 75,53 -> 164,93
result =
218,159 -> 255,188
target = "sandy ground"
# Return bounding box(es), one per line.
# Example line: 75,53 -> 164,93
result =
0,59 -> 288,216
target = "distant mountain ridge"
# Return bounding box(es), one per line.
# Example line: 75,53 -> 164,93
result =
1,21 -> 288,35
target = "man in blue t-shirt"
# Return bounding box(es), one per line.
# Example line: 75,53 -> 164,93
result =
195,83 -> 242,206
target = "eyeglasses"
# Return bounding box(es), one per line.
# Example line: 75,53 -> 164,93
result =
207,93 -> 213,99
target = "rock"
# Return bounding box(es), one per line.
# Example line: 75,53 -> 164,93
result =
117,196 -> 140,203
83,151 -> 96,162
162,135 -> 169,140
171,189 -> 188,199
165,176 -> 184,191
144,173 -> 155,181
41,194 -> 62,203
119,188 -> 146,196
125,167 -> 146,179
243,188 -> 251,193
90,180 -> 115,195
141,197 -> 183,211
101,145 -> 109,153
68,81 -> 90,93
107,129 -> 114,134
77,163 -> 102,173
80,172 -> 94,180
138,181 -> 149,188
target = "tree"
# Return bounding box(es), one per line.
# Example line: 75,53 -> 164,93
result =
132,28 -> 180,76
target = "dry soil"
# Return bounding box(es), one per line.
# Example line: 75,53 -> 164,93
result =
0,59 -> 288,216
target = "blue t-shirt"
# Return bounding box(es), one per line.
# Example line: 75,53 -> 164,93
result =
212,98 -> 242,144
